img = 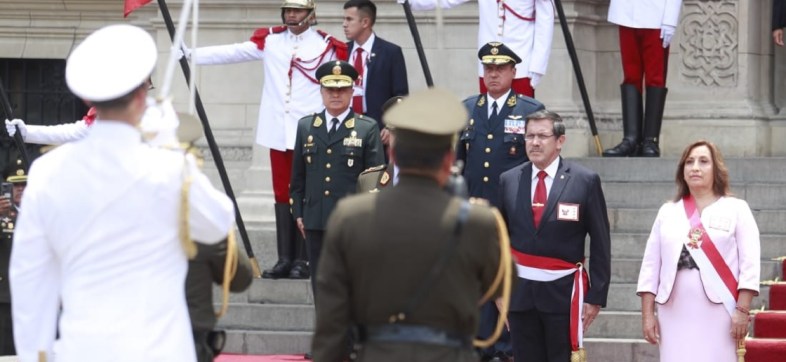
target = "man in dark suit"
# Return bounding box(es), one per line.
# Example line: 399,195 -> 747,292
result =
313,87 -> 505,362
0,158 -> 25,356
343,0 -> 408,152
498,110 -> 611,362
459,42 -> 544,362
290,60 -> 384,299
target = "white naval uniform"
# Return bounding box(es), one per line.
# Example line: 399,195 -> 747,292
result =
406,0 -> 554,85
23,121 -> 90,145
607,0 -> 682,29
193,28 -> 340,151
10,121 -> 235,362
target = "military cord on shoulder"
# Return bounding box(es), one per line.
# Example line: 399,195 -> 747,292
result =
216,225 -> 239,319
180,155 -> 197,259
473,207 -> 513,349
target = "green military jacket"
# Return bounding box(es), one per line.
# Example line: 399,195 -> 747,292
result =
313,175 -> 504,362
290,110 -> 384,230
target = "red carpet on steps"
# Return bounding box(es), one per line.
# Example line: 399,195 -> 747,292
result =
216,354 -> 305,362
753,311 -> 786,338
771,283 -> 786,310
745,339 -> 786,361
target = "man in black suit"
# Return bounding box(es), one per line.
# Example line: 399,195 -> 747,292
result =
343,0 -> 409,151
498,110 -> 611,362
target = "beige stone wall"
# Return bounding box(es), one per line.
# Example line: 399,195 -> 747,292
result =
0,0 -> 782,201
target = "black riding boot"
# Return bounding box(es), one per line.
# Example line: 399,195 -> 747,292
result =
640,86 -> 668,157
288,230 -> 310,279
261,203 -> 294,279
603,84 -> 643,157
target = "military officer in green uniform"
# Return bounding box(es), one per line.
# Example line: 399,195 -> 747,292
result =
290,60 -> 384,297
0,158 -> 26,355
313,87 -> 505,362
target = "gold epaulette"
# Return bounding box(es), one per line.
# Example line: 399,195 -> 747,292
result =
360,164 -> 386,175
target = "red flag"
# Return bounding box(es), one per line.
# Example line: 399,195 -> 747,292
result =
124,0 -> 153,17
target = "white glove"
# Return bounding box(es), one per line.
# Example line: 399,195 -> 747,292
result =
660,25 -> 676,48
528,72 -> 543,88
175,46 -> 191,60
5,119 -> 27,140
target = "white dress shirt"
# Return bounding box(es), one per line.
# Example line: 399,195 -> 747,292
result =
193,28 -> 340,151
10,121 -> 234,362
350,33 -> 376,109
530,155 -> 560,201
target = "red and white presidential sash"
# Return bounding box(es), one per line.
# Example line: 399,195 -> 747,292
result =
683,195 -> 738,317
512,250 -> 589,353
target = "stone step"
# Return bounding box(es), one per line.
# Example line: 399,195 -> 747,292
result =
216,303 -> 314,332
609,208 -> 786,234
611,258 -> 781,284
601,181 -> 786,210
222,333 -> 659,361
223,330 -> 311,355
575,158 -> 786,184
609,233 -> 786,259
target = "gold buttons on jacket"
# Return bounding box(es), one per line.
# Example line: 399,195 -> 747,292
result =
484,162 -> 490,168
324,190 -> 330,196
483,176 -> 489,182
325,176 -> 331,182
326,163 -> 331,169
487,134 -> 493,140
485,147 -> 491,153
327,148 -> 332,155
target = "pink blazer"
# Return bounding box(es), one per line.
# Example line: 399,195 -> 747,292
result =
637,197 -> 760,304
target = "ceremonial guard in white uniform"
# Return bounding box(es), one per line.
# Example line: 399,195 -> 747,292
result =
10,24 -> 235,362
189,0 -> 348,279
402,0 -> 554,97
603,0 -> 683,157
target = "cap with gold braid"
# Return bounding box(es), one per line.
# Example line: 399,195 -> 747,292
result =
316,60 -> 358,89
6,158 -> 26,184
478,42 -> 522,65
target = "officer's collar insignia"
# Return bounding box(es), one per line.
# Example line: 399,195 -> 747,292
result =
345,118 -> 355,129
380,171 -> 390,186
476,95 -> 486,107
506,95 -> 516,107
313,115 -> 323,127
332,65 -> 342,75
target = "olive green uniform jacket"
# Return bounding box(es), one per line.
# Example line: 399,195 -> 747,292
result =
313,175 -> 503,362
290,110 -> 384,230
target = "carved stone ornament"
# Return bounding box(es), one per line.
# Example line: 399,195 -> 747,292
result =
679,0 -> 738,87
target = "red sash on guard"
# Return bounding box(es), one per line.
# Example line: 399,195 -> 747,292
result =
682,195 -> 739,317
511,250 -> 589,355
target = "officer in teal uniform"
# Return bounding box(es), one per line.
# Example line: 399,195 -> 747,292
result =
0,158 -> 26,355
290,60 -> 384,297
458,42 -> 545,209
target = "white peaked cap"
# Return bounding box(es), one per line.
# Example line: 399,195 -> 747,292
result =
66,24 -> 157,102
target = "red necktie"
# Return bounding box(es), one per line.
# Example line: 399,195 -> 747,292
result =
352,47 -> 364,114
532,170 -> 547,228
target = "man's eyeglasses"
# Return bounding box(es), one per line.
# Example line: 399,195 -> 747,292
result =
524,133 -> 555,142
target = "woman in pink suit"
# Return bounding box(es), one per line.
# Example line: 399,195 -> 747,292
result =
637,140 -> 760,362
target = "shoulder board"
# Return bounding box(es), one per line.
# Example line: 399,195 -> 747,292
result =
250,26 -> 288,50
360,164 -> 387,175
317,29 -> 349,61
355,114 -> 377,125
